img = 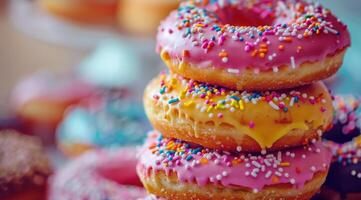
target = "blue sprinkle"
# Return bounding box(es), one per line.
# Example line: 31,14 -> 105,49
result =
192,147 -> 202,154
186,155 -> 193,161
230,95 -> 240,101
168,98 -> 180,104
160,86 -> 166,94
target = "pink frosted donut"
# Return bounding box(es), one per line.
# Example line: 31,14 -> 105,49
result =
49,147 -> 147,200
137,131 -> 332,200
11,71 -> 96,143
157,0 -> 350,90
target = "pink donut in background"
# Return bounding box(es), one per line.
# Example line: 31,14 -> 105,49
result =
49,147 -> 147,200
11,71 -> 96,143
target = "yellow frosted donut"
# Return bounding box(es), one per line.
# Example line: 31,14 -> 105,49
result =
144,73 -> 333,152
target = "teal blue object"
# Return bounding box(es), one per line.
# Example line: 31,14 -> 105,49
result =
78,39 -> 142,88
57,95 -> 149,148
321,1 -> 361,95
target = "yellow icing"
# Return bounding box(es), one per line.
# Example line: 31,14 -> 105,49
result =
149,74 -> 332,148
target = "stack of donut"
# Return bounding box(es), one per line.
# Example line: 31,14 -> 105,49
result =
138,0 -> 351,199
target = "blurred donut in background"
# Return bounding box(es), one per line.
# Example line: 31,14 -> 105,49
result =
323,95 -> 361,144
117,0 -> 180,35
49,147 -> 147,200
76,39 -> 144,92
0,130 -> 52,200
316,137 -> 361,200
57,89 -> 149,157
314,95 -> 361,200
37,0 -> 118,24
11,71 -> 97,144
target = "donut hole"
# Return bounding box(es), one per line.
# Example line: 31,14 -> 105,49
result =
214,6 -> 275,27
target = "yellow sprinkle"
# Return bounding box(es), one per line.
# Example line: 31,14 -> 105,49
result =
280,162 -> 290,167
239,100 -> 244,110
230,100 -> 238,108
180,90 -> 186,99
207,106 -> 213,113
200,158 -> 209,165
183,101 -> 194,107
216,103 -> 225,109
170,78 -> 177,85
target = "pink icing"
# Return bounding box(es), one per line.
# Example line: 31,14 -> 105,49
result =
138,131 -> 332,191
156,0 -> 350,71
49,148 -> 147,200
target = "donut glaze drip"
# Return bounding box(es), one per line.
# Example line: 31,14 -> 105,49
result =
147,73 -> 332,149
138,131 -> 332,191
157,0 -> 350,71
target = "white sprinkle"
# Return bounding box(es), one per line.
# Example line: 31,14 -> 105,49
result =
317,129 -> 323,137
357,173 -> 361,179
222,57 -> 229,63
289,97 -> 295,107
227,68 -> 239,74
325,26 -> 338,34
216,175 -> 222,180
264,159 -> 271,167
269,101 -> 280,110
290,178 -> 296,184
351,170 -> 357,176
236,146 -> 242,152
290,56 -> 296,69
261,149 -> 267,155
310,166 -> 316,172
222,171 -> 228,177
252,161 -> 261,168
265,171 -> 272,178
272,66 -> 279,73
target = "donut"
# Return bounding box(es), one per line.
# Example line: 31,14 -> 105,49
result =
323,95 -> 361,144
57,90 -> 149,157
315,137 -> 361,200
0,130 -> 51,200
11,71 -> 96,143
137,131 -> 332,200
37,0 -> 118,24
117,0 -> 180,35
156,0 -> 351,90
49,147 -> 147,200
144,73 -> 333,152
